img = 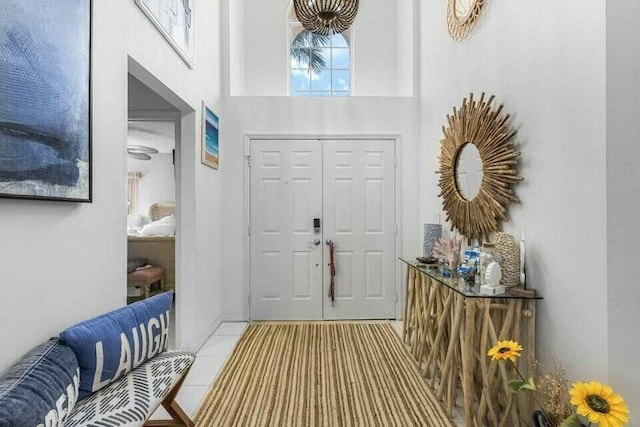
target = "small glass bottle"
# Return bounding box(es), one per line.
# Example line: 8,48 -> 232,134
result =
479,243 -> 500,287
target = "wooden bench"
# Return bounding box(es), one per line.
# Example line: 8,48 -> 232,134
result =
66,351 -> 196,427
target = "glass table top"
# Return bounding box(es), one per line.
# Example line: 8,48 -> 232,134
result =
400,257 -> 543,300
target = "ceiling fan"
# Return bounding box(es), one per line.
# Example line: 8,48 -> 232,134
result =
127,145 -> 159,161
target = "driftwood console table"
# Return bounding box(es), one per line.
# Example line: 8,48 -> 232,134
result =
400,259 -> 542,426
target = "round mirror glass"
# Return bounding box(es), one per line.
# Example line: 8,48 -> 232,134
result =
455,143 -> 483,200
453,0 -> 474,21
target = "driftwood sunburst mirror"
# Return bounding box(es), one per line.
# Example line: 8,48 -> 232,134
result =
438,93 -> 522,241
448,0 -> 485,41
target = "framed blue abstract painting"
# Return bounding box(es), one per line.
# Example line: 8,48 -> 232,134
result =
0,0 -> 92,202
201,103 -> 219,170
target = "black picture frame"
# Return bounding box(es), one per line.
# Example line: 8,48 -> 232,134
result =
0,0 -> 93,203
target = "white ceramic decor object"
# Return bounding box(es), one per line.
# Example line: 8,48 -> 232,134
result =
481,262 -> 505,296
481,284 -> 505,296
485,262 -> 502,287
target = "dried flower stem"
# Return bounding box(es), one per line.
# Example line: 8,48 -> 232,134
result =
509,360 -> 552,426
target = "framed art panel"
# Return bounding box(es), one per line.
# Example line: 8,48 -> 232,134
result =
135,0 -> 196,69
201,103 -> 219,170
0,0 -> 92,202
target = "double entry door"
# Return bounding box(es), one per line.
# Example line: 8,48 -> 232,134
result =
250,138 -> 396,320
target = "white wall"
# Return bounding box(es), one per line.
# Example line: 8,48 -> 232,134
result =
418,0 -> 609,384
0,2 -> 127,372
220,96 -> 421,319
126,0 -> 224,351
396,0 -> 417,97
128,155 -> 175,218
606,0 -> 640,412
228,0 -> 245,97
230,0 -> 406,96
0,0 -> 222,372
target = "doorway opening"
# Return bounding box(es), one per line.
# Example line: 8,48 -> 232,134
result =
126,117 -> 177,301
126,74 -> 180,352
122,62 -> 196,348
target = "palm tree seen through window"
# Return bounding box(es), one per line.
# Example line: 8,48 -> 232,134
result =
290,30 -> 351,97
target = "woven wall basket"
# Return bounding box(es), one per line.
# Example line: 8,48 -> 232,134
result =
495,232 -> 520,288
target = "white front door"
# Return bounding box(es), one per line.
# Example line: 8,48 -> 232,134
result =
250,138 -> 396,320
322,140 -> 396,319
250,140 -> 324,320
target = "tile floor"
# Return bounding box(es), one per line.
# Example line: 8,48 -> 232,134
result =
152,320 -> 465,426
149,321 -> 248,421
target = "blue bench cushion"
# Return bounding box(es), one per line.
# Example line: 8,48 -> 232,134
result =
0,338 -> 80,427
60,291 -> 174,399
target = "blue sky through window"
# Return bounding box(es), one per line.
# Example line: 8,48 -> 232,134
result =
290,31 -> 351,97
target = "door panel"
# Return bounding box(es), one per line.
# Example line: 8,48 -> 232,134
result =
250,140 -> 323,320
323,140 -> 396,319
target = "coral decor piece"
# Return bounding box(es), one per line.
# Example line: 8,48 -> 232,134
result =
433,235 -> 463,269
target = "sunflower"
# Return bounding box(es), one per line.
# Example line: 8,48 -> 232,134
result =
487,340 -> 523,362
570,381 -> 629,427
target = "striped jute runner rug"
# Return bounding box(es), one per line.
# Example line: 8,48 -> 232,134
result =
196,322 -> 452,426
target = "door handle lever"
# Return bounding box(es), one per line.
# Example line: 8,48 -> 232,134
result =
325,239 -> 333,246
308,239 -> 321,246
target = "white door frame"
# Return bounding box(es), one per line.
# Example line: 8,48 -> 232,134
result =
128,56 -> 198,350
243,133 -> 404,321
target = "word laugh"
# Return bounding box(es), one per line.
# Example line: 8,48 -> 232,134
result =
92,311 -> 170,392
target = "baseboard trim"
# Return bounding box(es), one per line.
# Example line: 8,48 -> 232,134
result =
222,312 -> 246,322
188,315 -> 223,353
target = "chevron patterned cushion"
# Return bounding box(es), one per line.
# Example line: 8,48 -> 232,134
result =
65,351 -> 195,427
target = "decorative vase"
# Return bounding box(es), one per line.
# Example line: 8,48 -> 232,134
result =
532,411 -> 551,427
423,224 -> 442,258
495,232 -> 521,288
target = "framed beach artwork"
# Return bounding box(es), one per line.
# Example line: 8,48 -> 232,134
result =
135,0 -> 196,69
0,0 -> 92,202
201,103 -> 219,170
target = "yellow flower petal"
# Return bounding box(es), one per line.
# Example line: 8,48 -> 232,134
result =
569,381 -> 630,427
601,385 -> 614,398
487,340 -> 523,362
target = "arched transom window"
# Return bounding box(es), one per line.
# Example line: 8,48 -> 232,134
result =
289,10 -> 352,97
